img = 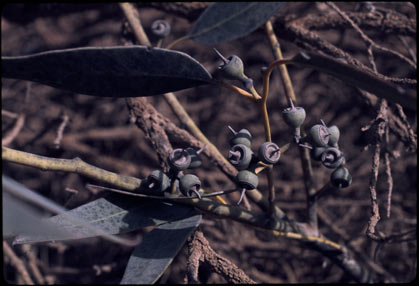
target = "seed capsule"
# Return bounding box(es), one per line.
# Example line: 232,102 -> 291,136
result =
331,166 -> 352,188
236,170 -> 259,190
310,146 -> 327,161
168,148 -> 191,171
146,170 -> 171,193
214,49 -> 253,89
258,142 -> 281,164
185,147 -> 203,169
321,147 -> 345,169
327,125 -> 340,147
308,124 -> 330,147
151,19 -> 171,38
179,174 -> 202,198
228,126 -> 252,148
228,144 -> 253,170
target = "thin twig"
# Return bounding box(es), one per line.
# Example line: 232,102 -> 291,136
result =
2,113 -> 25,146
3,241 -> 34,284
53,113 -> 69,149
265,22 -> 318,230
327,2 -> 416,70
384,125 -> 393,218
119,3 -> 151,47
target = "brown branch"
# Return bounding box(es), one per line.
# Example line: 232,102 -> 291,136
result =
2,113 -> 25,146
126,97 -> 172,172
53,113 -> 69,149
274,20 -> 416,87
189,230 -> 256,284
301,11 -> 416,37
365,100 -> 388,240
326,2 -> 416,70
3,241 -> 34,284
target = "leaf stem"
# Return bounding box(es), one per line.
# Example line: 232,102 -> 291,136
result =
166,35 -> 189,50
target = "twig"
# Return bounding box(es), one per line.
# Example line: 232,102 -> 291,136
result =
21,244 -> 46,284
366,100 -> 388,240
53,113 -> 69,149
186,230 -> 203,284
2,113 -> 25,146
3,241 -> 34,284
384,125 -> 393,218
2,146 -> 142,191
265,21 -> 318,229
189,230 -> 257,284
119,3 -> 151,47
326,2 -> 416,70
2,109 -> 18,119
265,20 -> 296,102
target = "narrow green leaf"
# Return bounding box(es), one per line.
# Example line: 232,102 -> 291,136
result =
3,192 -> 68,239
1,46 -> 212,97
13,193 -> 195,244
120,212 -> 201,284
291,51 -> 417,111
189,2 -> 286,44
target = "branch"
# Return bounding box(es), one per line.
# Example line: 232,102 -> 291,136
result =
2,146 -> 142,191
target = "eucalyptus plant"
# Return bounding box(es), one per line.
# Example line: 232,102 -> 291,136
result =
2,2 -> 416,284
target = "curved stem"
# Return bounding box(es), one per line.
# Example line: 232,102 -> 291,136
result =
166,35 -> 189,50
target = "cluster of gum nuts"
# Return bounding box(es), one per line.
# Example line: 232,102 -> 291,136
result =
142,48 -> 352,202
227,126 -> 282,205
212,48 -> 352,191
142,146 -> 205,199
282,99 -> 352,189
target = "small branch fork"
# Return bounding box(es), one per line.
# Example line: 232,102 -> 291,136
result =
186,230 -> 256,284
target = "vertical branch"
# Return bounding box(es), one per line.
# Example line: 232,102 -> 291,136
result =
265,20 -> 317,230
265,20 -> 296,103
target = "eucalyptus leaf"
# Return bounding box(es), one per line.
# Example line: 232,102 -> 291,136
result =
3,192 -> 68,239
1,46 -> 212,97
120,212 -> 201,284
13,193 -> 195,244
189,2 -> 286,44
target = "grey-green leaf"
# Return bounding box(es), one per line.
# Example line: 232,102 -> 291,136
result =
13,194 -> 195,244
1,46 -> 212,97
120,212 -> 201,284
189,2 -> 286,44
3,192 -> 69,239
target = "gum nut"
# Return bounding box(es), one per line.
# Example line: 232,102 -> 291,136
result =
309,124 -> 330,147
282,107 -> 306,128
328,125 -> 340,146
331,166 -> 352,188
236,170 -> 258,190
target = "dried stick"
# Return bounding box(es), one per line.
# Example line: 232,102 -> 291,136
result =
2,146 -> 142,191
3,241 -> 34,284
53,113 -> 69,149
327,2 -> 416,70
189,230 -> 256,284
2,113 -> 25,146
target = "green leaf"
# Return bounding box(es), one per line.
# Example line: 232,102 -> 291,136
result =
3,192 -> 69,239
291,51 -> 417,111
13,193 -> 195,244
189,2 -> 286,44
1,46 -> 212,97
120,212 -> 201,284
